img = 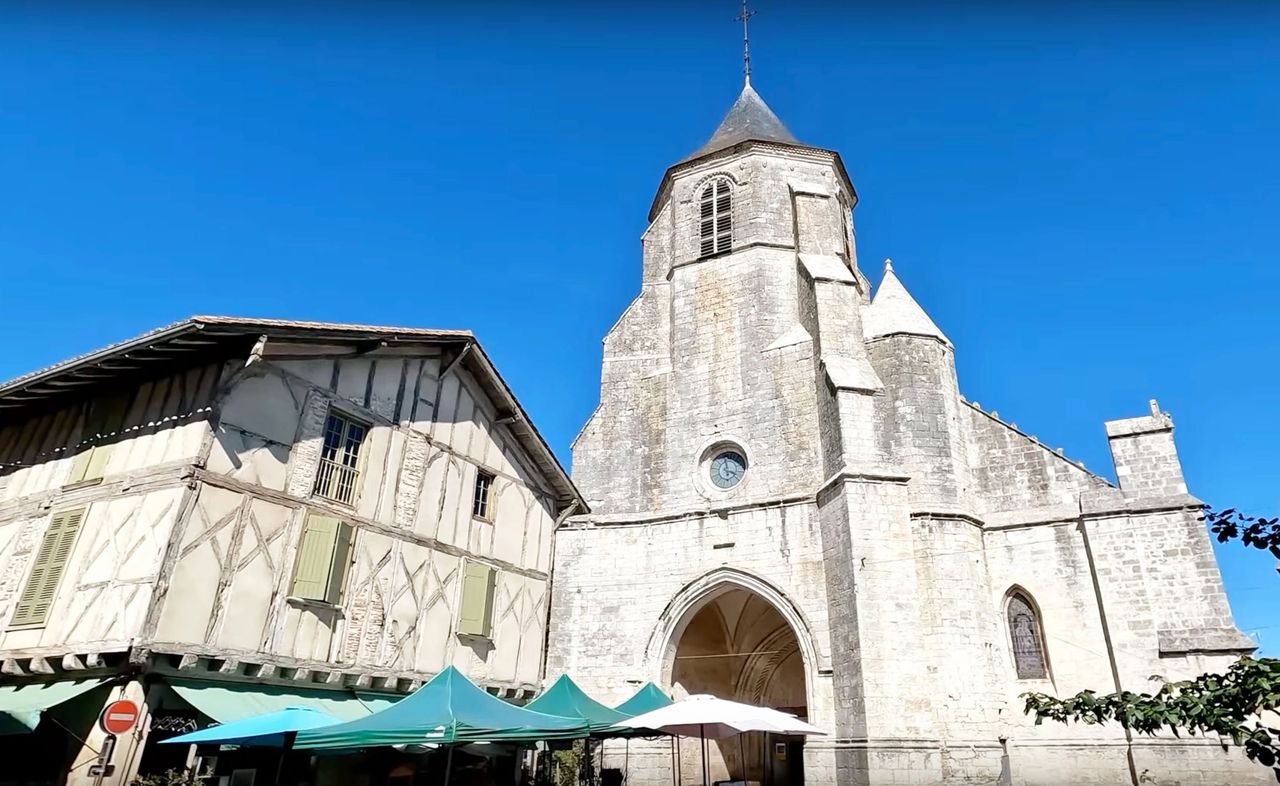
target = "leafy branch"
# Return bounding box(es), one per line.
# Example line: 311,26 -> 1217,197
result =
1024,658 -> 1280,781
1204,508 -> 1280,559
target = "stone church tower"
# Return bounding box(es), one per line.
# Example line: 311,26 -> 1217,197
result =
546,80 -> 1262,786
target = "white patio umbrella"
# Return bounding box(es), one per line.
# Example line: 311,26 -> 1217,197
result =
611,694 -> 824,785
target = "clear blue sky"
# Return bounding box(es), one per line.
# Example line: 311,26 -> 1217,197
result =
0,4 -> 1276,654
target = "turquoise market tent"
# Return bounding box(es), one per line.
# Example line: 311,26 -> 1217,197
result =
295,666 -> 588,749
168,679 -> 397,724
525,675 -> 630,733
0,679 -> 105,735
614,683 -> 672,717
161,706 -> 340,748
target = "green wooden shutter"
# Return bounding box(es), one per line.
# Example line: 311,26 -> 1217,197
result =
12,509 -> 84,627
291,515 -> 340,601
324,523 -> 354,605
457,562 -> 496,637
66,403 -> 98,484
67,395 -> 129,484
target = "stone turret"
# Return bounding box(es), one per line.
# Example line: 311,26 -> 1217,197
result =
864,260 -> 969,507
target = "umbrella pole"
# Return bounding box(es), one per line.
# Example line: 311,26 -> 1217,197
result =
700,725 -> 708,786
738,734 -> 746,785
624,738 -> 630,786
443,743 -> 456,786
675,736 -> 681,786
273,731 -> 297,786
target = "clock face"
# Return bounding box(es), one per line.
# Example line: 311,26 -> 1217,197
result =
710,451 -> 747,489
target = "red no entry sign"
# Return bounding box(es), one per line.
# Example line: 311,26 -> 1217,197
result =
100,700 -> 140,735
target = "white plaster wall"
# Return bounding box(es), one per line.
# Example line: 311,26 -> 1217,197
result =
0,364 -> 223,502
153,346 -> 562,690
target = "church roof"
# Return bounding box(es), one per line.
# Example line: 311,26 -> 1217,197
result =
864,260 -> 950,346
682,83 -> 799,163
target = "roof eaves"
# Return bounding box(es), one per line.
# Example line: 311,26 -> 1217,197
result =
462,343 -> 586,514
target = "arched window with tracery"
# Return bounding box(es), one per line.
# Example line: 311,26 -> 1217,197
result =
699,177 -> 733,257
1006,591 -> 1048,680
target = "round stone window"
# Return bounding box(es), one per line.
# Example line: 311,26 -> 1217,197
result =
708,450 -> 748,489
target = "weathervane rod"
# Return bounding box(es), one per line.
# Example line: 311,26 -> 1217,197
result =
737,0 -> 756,86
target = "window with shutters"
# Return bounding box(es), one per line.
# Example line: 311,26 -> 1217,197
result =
289,514 -> 354,605
10,508 -> 85,628
698,177 -> 733,257
312,411 -> 367,505
1006,590 -> 1049,680
67,394 -> 130,485
472,470 -> 495,521
456,561 -> 496,638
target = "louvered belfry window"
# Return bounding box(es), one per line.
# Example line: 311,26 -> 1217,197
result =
699,178 -> 733,257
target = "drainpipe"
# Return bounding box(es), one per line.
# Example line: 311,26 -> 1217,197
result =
1077,504 -> 1140,786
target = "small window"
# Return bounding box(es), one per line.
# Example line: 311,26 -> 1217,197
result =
312,410 -> 367,505
290,514 -> 354,605
67,394 -> 130,485
1007,591 -> 1049,680
472,470 -> 495,521
699,178 -> 733,257
11,508 -> 85,628
457,561 -> 496,638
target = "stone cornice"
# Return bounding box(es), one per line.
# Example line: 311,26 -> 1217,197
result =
816,467 -> 911,500
563,492 -> 815,529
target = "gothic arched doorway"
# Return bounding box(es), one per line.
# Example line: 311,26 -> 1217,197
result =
665,584 -> 809,786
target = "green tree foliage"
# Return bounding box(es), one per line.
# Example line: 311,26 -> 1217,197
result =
1024,658 -> 1280,781
1206,508 -> 1280,559
1024,508 -> 1280,781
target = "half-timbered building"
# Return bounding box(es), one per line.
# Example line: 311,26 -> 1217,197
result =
0,316 -> 581,786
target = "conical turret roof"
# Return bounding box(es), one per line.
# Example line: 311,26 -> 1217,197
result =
682,83 -> 798,163
865,260 -> 950,345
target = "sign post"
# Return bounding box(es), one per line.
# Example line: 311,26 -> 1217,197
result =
89,700 -> 140,780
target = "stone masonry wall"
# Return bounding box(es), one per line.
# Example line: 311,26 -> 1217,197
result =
547,502 -> 838,786
961,403 -> 1113,513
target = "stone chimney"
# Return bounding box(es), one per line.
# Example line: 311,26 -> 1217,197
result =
1104,399 -> 1188,496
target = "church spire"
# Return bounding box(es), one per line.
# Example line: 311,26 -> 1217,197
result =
674,2 -> 805,163
681,83 -> 797,163
737,0 -> 756,86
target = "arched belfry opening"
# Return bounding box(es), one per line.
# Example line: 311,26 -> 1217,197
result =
660,580 -> 810,786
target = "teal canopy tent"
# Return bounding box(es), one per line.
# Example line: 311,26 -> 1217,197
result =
614,683 -> 672,717
161,706 -> 340,748
525,675 -> 630,734
295,666 -> 588,749
0,679 -> 105,735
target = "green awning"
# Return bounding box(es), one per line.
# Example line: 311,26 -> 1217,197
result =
170,680 -> 398,724
525,675 -> 629,733
0,678 -> 106,735
296,666 -> 588,749
614,683 -> 672,717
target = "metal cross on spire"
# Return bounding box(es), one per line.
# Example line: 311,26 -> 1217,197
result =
737,0 -> 757,86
